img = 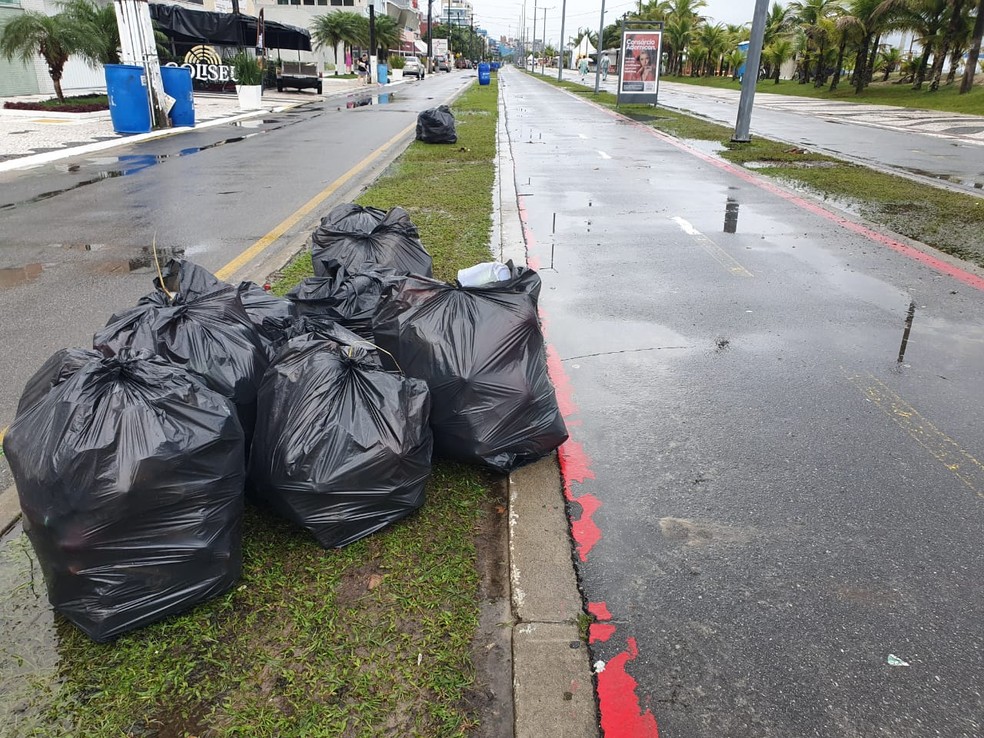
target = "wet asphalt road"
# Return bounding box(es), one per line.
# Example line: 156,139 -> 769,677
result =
502,68 -> 984,736
0,72 -> 471,488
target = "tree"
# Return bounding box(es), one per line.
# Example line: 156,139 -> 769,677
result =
0,10 -> 92,100
366,13 -> 401,59
928,0 -> 969,89
959,0 -> 984,92
695,22 -> 728,75
62,0 -> 120,65
876,44 -> 904,77
766,37 -> 796,81
311,11 -> 361,74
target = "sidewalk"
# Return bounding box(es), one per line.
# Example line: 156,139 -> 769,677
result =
0,77 -> 376,172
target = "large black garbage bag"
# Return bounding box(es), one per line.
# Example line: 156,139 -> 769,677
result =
237,281 -> 297,360
16,347 -> 102,415
372,268 -> 568,473
2,350 -> 246,642
318,203 -> 387,234
286,260 -> 393,339
248,338 -> 432,548
94,262 -> 267,434
311,206 -> 432,279
416,105 -> 457,144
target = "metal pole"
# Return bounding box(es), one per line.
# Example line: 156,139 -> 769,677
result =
557,0 -> 567,81
541,8 -> 547,73
427,0 -> 433,61
732,0 -> 769,142
368,4 -> 376,84
532,0 -> 537,71
593,0 -> 605,93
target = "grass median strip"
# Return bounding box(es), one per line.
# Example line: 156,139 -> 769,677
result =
540,74 -> 984,269
0,79 -> 501,738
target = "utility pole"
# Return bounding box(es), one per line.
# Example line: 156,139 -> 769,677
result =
532,0 -> 538,71
427,0 -> 433,62
593,0 -> 605,93
557,0 -> 566,81
732,0 -> 769,142
368,4 -> 376,84
541,7 -> 548,74
114,0 -> 171,129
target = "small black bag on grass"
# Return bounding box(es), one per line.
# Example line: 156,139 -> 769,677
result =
311,207 -> 432,278
317,203 -> 387,234
248,338 -> 432,548
2,350 -> 246,642
372,267 -> 568,473
286,260 -> 394,339
416,105 -> 457,144
94,260 -> 267,435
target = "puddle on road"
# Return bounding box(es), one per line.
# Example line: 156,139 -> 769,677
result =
680,138 -> 727,156
0,263 -> 43,289
744,160 -> 838,170
344,94 -> 395,109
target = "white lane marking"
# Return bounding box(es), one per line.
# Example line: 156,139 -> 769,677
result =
598,150 -> 611,159
671,216 -> 753,277
578,133 -> 589,139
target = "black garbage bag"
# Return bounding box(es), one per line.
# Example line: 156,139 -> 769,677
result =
2,349 -> 246,642
416,105 -> 457,144
286,260 -> 394,339
372,268 -> 568,473
16,347 -> 101,415
311,207 -> 432,279
263,315 -> 378,365
237,281 -> 297,360
317,203 -> 387,234
248,338 -> 432,548
94,261 -> 267,435
139,258 -> 224,306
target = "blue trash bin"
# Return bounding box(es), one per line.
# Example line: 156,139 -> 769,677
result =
478,62 -> 491,86
104,64 -> 152,134
160,65 -> 195,127
377,63 -> 389,85
491,62 -> 501,72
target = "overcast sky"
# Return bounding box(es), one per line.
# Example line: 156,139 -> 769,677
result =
463,1 -> 760,44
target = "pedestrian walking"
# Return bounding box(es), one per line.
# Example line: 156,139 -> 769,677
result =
357,54 -> 369,85
600,55 -> 610,82
578,56 -> 589,82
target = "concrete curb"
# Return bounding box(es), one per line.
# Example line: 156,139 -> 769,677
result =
498,71 -> 599,737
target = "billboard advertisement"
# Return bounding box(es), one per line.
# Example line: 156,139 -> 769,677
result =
618,29 -> 662,103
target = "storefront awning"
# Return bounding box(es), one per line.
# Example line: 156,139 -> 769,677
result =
149,4 -> 312,51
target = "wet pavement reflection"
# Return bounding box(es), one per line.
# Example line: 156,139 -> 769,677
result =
724,198 -> 739,234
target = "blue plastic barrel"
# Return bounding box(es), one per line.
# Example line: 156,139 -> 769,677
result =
478,62 -> 491,86
104,64 -> 151,134
491,61 -> 501,72
377,63 -> 389,85
160,66 -> 195,127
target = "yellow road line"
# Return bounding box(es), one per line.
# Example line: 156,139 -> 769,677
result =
214,122 -> 416,282
671,216 -> 753,278
844,370 -> 984,499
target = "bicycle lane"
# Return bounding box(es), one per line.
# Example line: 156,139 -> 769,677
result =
500,68 -> 984,737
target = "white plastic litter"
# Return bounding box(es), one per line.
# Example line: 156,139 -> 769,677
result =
457,261 -> 512,287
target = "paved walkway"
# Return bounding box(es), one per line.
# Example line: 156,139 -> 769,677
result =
0,78 -> 372,170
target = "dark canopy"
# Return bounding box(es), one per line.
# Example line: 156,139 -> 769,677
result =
150,4 -> 312,51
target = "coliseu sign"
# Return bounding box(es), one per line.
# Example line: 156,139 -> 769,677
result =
164,45 -> 236,83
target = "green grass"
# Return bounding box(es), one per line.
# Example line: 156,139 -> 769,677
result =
535,73 -> 984,268
2,95 -> 109,112
664,74 -> 984,115
0,79 -> 502,738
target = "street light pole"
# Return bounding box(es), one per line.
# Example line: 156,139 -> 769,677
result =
557,0 -> 567,81
732,0 -> 769,142
593,0 -> 605,93
532,0 -> 537,71
427,0 -> 433,62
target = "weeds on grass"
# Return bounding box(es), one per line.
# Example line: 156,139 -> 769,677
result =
1,80 -> 500,738
537,73 -> 984,268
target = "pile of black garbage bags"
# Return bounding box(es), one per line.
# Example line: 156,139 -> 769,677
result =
2,203 -> 566,642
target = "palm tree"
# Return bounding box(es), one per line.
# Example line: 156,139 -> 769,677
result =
724,47 -> 746,78
766,37 -> 796,80
360,13 -> 400,60
878,0 -> 949,89
0,10 -> 92,100
790,0 -> 845,82
876,44 -> 904,77
959,0 -> 984,92
62,0 -> 120,65
928,0 -> 970,90
311,11 -> 353,74
695,22 -> 728,75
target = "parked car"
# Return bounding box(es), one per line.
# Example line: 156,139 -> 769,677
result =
403,57 -> 425,79
435,56 -> 451,72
